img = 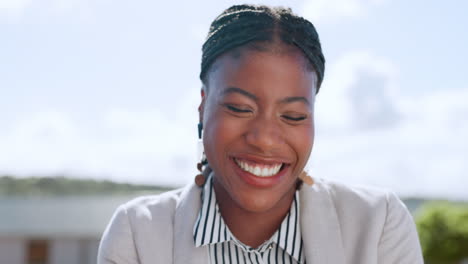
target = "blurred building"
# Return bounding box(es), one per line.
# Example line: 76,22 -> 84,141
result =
0,195 -> 442,264
0,196 -> 137,264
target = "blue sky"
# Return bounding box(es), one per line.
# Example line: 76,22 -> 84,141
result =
1,0 -> 467,199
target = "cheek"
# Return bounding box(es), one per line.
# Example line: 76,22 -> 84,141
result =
289,123 -> 315,162
205,112 -> 238,140
203,110 -> 247,161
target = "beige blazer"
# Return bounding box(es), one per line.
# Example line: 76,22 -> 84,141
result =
98,179 -> 424,264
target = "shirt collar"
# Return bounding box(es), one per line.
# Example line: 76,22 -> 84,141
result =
193,174 -> 303,262
193,175 -> 232,246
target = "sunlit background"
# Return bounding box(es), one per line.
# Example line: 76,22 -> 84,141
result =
1,0 -> 467,198
1,0 -> 468,263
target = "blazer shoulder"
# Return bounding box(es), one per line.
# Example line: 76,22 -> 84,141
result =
120,187 -> 185,220
98,187 -> 190,264
320,179 -> 416,229
319,179 -> 393,213
310,179 -> 423,263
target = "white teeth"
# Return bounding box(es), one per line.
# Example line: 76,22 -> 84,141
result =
254,167 -> 261,176
234,158 -> 282,177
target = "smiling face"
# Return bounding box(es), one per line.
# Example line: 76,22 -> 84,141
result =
201,44 -> 317,215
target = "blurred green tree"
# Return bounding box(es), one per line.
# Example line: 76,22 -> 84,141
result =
0,175 -> 173,196
415,201 -> 468,264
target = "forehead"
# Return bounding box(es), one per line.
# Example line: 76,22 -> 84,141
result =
209,43 -> 313,76
205,46 -> 317,96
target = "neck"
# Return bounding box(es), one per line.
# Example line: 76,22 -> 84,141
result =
214,183 -> 295,248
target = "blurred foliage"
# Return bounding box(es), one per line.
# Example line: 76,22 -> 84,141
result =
415,201 -> 468,264
0,175 -> 173,196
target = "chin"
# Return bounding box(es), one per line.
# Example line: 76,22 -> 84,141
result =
231,185 -> 296,214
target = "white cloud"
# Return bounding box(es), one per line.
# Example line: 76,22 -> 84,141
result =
315,51 -> 398,131
0,0 -> 97,22
0,89 -> 201,186
188,23 -> 208,44
301,0 -> 388,24
0,0 -> 30,10
0,0 -> 31,20
311,51 -> 468,199
0,110 -> 82,174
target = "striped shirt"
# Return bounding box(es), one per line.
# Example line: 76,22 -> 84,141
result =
193,175 -> 306,264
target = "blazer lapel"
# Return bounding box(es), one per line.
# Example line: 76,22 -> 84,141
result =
173,183 -> 209,264
173,179 -> 345,263
300,180 -> 346,264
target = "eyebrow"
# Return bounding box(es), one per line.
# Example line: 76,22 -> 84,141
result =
222,87 -> 258,101
279,96 -> 311,106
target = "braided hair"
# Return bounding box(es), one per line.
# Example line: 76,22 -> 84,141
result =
200,4 -> 326,93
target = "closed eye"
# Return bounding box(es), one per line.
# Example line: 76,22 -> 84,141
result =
282,115 -> 307,122
225,104 -> 252,113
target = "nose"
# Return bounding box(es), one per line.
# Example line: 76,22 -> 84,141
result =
244,116 -> 284,153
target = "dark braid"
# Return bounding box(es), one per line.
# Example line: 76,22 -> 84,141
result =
200,4 -> 326,93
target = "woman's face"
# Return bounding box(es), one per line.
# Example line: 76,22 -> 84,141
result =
201,46 -> 317,214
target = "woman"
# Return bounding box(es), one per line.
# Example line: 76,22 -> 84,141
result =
98,5 -> 423,264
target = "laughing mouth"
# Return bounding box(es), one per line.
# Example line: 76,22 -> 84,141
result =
234,157 -> 284,177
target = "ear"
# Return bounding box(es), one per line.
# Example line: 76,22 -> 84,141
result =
198,86 -> 206,123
